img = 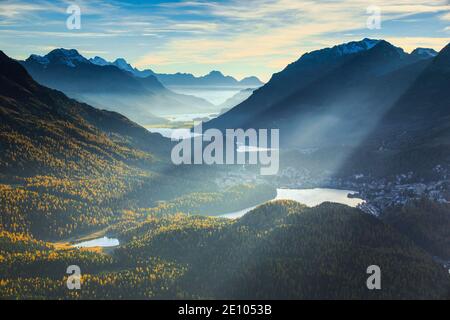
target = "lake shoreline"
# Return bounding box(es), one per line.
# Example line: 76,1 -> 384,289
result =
57,187 -> 364,249
219,187 -> 364,219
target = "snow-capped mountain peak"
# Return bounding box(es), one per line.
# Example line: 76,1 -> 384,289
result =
90,56 -> 111,66
112,58 -> 135,73
28,54 -> 50,65
334,38 -> 381,56
411,48 -> 438,59
39,48 -> 89,67
88,55 -> 154,77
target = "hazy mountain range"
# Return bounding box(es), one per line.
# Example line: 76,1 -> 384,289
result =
20,49 -> 218,125
217,88 -> 255,114
89,56 -> 264,87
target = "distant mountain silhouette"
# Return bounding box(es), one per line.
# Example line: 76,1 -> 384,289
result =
239,76 -> 264,87
410,48 -> 438,59
90,56 -> 155,78
21,49 -> 214,124
218,88 -> 255,114
90,56 -> 264,87
24,49 -> 164,94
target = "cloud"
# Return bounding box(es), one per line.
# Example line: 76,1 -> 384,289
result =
0,4 -> 37,18
0,29 -> 120,38
440,12 -> 450,21
134,0 -> 449,78
0,1 -> 54,18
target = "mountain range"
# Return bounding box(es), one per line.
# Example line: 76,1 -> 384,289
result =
89,56 -> 264,87
20,49 -> 217,125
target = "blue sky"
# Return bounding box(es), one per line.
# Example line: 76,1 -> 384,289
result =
0,0 -> 449,81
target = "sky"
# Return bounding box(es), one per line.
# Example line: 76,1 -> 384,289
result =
0,0 -> 449,82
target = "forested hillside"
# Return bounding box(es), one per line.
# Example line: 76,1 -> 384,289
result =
382,199 -> 450,260
0,50 -> 172,239
2,201 -> 449,299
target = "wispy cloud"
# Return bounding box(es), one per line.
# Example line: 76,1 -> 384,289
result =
135,0 -> 450,79
440,11 -> 450,21
0,1 -> 58,18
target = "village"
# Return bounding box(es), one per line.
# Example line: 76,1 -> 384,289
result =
216,163 -> 450,217
279,165 -> 450,216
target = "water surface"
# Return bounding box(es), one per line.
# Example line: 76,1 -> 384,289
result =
167,86 -> 247,105
73,236 -> 119,248
220,188 -> 364,219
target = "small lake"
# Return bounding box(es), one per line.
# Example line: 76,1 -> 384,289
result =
146,129 -> 281,149
236,145 -> 278,153
167,86 -> 247,105
146,128 -> 196,139
73,236 -> 119,248
163,113 -> 215,122
219,188 -> 364,219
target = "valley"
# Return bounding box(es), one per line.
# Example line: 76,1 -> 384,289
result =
1,38 -> 450,300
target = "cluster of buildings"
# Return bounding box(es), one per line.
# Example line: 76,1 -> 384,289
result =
352,179 -> 449,215
276,165 -> 450,215
214,164 -> 450,217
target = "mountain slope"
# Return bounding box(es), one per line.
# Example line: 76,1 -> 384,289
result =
1,51 -> 170,174
382,43 -> 450,127
337,43 -> 450,177
0,50 -> 174,238
382,199 -> 450,260
205,40 -> 439,149
217,88 -> 255,113
204,39 -> 384,131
